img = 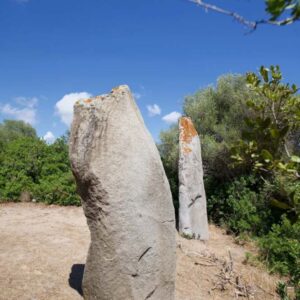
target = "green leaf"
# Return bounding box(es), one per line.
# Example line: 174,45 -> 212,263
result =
231,154 -> 243,162
254,162 -> 264,168
246,100 -> 255,109
278,162 -> 288,170
261,149 -> 273,161
261,117 -> 271,129
291,84 -> 298,93
270,198 -> 291,210
266,0 -> 286,20
260,66 -> 269,82
291,155 -> 300,163
279,125 -> 289,137
270,128 -> 280,138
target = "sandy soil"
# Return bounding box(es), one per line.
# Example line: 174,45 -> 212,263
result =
0,203 -> 280,300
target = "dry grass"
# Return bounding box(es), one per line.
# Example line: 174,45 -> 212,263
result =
0,203 -> 282,299
176,225 -> 281,299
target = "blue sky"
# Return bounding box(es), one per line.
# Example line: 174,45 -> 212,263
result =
0,0 -> 299,142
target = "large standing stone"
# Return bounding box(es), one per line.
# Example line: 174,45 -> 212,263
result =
178,117 -> 209,240
69,85 -> 176,300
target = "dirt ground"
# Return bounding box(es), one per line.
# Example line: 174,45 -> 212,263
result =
0,203 -> 281,300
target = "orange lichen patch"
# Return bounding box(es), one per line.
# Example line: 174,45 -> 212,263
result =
84,98 -> 93,104
183,146 -> 192,154
179,117 -> 198,144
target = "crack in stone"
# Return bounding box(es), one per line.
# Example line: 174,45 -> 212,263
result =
188,194 -> 202,208
145,286 -> 157,299
138,247 -> 152,262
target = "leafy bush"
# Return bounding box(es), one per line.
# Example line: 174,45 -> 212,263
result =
276,281 -> 293,300
0,137 -> 46,200
231,66 -> 300,178
208,176 -> 273,235
33,172 -> 80,206
262,174 -> 300,221
259,216 -> 300,298
0,124 -> 80,206
183,74 -> 253,182
0,119 -> 37,147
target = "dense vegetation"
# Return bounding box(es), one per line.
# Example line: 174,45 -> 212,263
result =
159,66 -> 300,298
0,120 -> 80,205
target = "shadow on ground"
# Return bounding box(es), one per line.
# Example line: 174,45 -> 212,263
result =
69,264 -> 85,296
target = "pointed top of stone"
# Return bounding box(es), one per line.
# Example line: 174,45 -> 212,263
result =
110,84 -> 130,93
75,85 -> 132,107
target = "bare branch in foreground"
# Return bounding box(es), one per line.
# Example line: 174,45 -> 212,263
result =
189,0 -> 299,31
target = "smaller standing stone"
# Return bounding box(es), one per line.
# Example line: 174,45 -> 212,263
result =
178,117 -> 209,240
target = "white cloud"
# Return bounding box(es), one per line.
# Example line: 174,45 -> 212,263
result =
55,92 -> 92,126
43,131 -> 56,144
15,96 -> 38,108
147,104 -> 161,117
162,111 -> 182,124
0,97 -> 38,125
133,92 -> 142,100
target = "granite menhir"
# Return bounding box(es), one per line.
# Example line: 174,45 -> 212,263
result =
178,117 -> 209,240
69,85 -> 176,300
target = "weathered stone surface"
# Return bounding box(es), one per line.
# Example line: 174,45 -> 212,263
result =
69,85 -> 176,300
178,117 -> 209,240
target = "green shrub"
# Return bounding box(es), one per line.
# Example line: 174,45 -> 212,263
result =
262,174 -> 300,221
183,74 -> 253,182
0,120 -> 37,146
259,216 -> 300,297
0,127 -> 80,206
33,173 -> 80,206
226,189 -> 261,233
208,176 -> 272,235
0,137 -> 46,200
0,171 -> 33,201
276,281 -> 293,300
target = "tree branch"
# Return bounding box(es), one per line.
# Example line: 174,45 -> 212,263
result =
189,0 -> 299,31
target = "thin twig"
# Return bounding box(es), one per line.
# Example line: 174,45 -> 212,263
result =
189,0 -> 299,31
256,284 -> 276,297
